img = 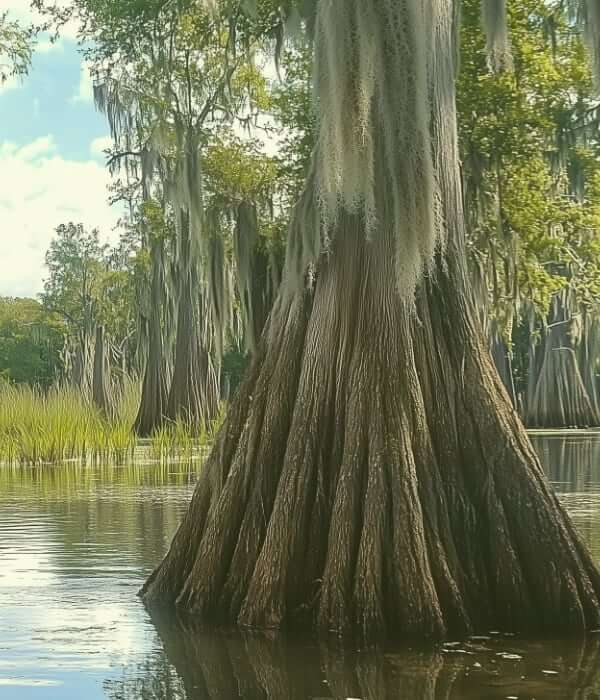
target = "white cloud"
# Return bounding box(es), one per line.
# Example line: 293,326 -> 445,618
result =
17,135 -> 56,160
0,136 -> 121,298
70,61 -> 93,104
0,74 -> 20,95
3,0 -> 80,41
90,135 -> 112,159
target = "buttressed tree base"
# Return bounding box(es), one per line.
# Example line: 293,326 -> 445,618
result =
142,0 -> 600,640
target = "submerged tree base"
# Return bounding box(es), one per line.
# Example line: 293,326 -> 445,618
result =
146,609 -> 600,700
142,222 -> 600,641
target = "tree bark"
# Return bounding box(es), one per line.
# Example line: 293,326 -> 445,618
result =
142,214 -> 600,641
71,329 -> 94,398
92,324 -> 113,419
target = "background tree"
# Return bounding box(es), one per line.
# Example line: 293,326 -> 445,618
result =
42,222 -> 139,412
0,11 -> 33,84
42,223 -> 109,396
0,298 -> 64,385
459,0 -> 600,425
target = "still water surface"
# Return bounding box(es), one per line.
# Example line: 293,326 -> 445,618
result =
2,436 -> 600,699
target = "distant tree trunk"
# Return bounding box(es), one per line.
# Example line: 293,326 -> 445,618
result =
143,216 -> 600,640
578,310 -> 600,421
135,239 -> 169,436
489,321 -> 517,407
71,330 -> 94,398
234,202 -> 281,353
165,216 -> 219,430
527,293 -> 599,428
164,271 -> 219,429
92,325 -> 113,419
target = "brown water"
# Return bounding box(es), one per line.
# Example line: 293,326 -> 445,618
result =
2,436 -> 600,699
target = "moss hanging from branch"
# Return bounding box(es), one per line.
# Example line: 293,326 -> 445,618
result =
284,0 -> 451,299
480,0 -> 512,71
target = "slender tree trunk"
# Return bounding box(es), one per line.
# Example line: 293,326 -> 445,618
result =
489,321 -> 517,407
248,243 -> 273,350
135,239 -> 169,436
92,324 -> 113,419
143,215 -> 600,640
71,329 -> 93,398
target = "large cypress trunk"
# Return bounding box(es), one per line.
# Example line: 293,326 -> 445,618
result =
142,215 -> 600,640
143,0 -> 600,641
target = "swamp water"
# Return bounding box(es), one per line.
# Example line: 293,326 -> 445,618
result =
2,435 -> 600,698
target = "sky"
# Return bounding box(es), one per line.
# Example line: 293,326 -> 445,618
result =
0,1 -> 119,298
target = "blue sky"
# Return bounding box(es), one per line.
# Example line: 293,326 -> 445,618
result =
1,2 -> 118,297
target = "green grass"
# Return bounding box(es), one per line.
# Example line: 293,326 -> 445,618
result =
0,379 -> 222,467
149,411 -> 224,463
0,380 -> 135,465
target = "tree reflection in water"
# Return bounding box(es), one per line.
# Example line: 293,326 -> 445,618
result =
105,608 -> 600,699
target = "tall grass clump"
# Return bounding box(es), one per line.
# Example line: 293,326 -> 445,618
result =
0,380 -> 136,466
0,378 -> 221,467
149,406 -> 226,463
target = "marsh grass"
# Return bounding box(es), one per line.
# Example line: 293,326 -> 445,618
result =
0,381 -> 135,465
149,409 -> 225,463
0,379 -> 221,467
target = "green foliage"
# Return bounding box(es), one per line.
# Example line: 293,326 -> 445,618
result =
271,45 -> 315,201
204,134 -> 278,204
459,0 -> 600,328
41,222 -> 139,367
0,11 -> 33,83
0,298 -> 64,385
42,223 -> 109,330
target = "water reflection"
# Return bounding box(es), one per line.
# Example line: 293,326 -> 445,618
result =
3,437 -> 600,698
0,461 -> 197,698
531,432 -> 600,561
107,610 -> 600,699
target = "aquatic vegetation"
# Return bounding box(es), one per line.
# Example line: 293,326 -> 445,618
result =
0,380 -> 216,466
0,381 -> 133,465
